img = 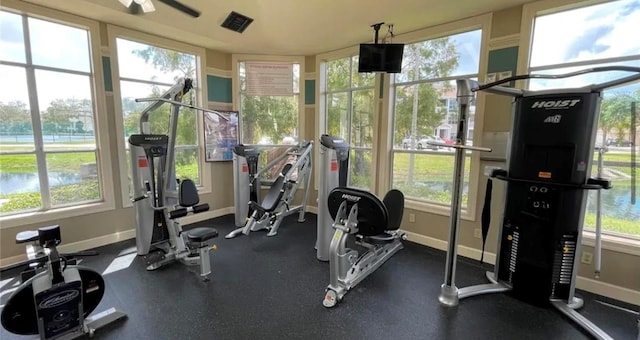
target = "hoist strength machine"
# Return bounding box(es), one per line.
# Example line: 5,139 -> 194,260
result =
434,66 -> 640,340
129,78 -> 228,280
225,141 -> 313,238
316,134 -> 351,261
231,145 -> 262,228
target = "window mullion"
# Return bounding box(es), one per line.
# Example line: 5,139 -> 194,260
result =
22,16 -> 51,209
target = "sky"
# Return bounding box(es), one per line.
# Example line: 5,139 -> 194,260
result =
529,0 -> 640,94
0,10 -> 194,112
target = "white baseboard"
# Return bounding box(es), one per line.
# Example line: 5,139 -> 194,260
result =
0,207 -> 235,269
401,230 -> 497,264
401,230 -> 640,305
577,277 -> 640,306
305,205 -> 318,214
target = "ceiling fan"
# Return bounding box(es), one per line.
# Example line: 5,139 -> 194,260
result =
118,0 -> 201,18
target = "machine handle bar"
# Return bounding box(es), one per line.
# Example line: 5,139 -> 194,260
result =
135,97 -> 230,121
473,66 -> 640,92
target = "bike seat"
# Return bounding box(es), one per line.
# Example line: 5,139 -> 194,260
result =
16,230 -> 39,244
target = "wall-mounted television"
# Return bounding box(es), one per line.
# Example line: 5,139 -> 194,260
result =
358,43 -> 404,73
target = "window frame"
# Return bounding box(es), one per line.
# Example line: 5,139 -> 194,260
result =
518,0 -> 640,250
315,47 -> 383,193
0,0 -> 115,229
319,54 -> 379,191
107,25 -> 210,209
382,14 -> 492,220
231,54 -> 306,146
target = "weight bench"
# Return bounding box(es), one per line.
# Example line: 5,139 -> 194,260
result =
322,187 -> 406,307
226,162 -> 306,238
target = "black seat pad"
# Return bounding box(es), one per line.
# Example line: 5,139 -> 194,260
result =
363,232 -> 397,244
16,230 -> 39,244
327,187 -> 389,237
186,227 -> 218,242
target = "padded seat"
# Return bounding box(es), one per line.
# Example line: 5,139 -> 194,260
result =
16,230 -> 39,244
186,227 -> 219,242
363,232 -> 396,244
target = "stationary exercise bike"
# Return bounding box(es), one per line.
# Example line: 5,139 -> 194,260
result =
1,225 -> 127,339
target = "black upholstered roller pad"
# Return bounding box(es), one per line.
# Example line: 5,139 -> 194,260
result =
383,189 -> 404,231
186,227 -> 219,242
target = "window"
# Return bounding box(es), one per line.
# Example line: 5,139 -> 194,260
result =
0,10 -> 103,216
390,29 -> 482,207
528,0 -> 640,239
322,56 -> 376,189
113,35 -> 201,197
237,60 -> 301,179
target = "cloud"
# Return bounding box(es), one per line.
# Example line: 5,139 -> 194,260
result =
563,26 -> 614,61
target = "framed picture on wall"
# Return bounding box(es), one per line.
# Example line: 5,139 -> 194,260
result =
204,110 -> 238,162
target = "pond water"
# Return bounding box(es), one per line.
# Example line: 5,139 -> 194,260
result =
0,172 -> 81,194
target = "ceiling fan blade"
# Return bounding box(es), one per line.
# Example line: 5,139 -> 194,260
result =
157,0 -> 200,18
119,0 -> 134,7
140,0 -> 155,13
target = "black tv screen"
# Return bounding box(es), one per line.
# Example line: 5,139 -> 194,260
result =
358,43 -> 404,73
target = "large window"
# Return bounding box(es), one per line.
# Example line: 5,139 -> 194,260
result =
390,29 -> 482,207
0,10 -> 102,216
114,36 -> 201,197
528,0 -> 640,238
237,61 -> 301,179
238,61 -> 300,145
323,56 -> 376,189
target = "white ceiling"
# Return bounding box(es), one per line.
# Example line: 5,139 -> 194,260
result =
22,0 -> 535,55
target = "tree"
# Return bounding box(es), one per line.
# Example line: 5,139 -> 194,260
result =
126,46 -> 199,167
0,101 -> 31,135
396,37 -> 460,185
600,92 -> 637,144
41,98 -> 92,136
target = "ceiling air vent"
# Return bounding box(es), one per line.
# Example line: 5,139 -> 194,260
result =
221,11 -> 254,33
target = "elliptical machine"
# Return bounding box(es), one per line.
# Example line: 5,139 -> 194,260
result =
1,225 -> 127,339
316,134 -> 350,261
225,141 -> 313,238
129,78 -> 227,280
232,144 -> 262,228
435,66 -> 640,340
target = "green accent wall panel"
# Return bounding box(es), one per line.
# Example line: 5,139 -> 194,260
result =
207,75 -> 232,103
487,46 -> 518,74
305,80 -> 315,105
102,56 -> 112,92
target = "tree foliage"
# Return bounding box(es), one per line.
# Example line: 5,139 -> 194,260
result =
599,90 -> 639,143
122,46 -> 199,167
393,38 -> 459,145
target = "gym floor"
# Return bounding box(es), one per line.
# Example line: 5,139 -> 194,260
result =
1,214 -> 638,340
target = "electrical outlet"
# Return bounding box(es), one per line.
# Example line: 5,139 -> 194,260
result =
581,251 -> 593,264
474,228 -> 482,239
409,213 -> 415,223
